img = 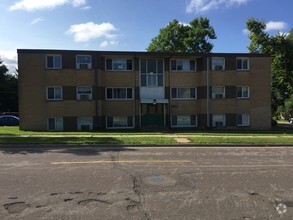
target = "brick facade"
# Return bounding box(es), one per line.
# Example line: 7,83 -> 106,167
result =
18,49 -> 271,131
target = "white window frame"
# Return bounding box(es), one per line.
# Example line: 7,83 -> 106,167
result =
76,55 -> 92,69
237,86 -> 250,99
212,114 -> 226,127
106,59 -> 133,71
46,87 -> 62,100
171,88 -> 197,99
236,57 -> 249,70
212,86 -> 225,99
46,54 -> 62,69
106,88 -> 133,100
76,86 -> 92,100
47,117 -> 63,131
171,59 -> 196,72
237,114 -> 250,127
106,116 -> 134,129
77,117 -> 93,130
171,115 -> 197,127
212,57 -> 225,71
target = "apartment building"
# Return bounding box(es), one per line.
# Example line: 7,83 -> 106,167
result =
17,49 -> 271,131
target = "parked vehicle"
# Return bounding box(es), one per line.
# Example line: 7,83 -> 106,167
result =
0,115 -> 19,126
289,118 -> 293,124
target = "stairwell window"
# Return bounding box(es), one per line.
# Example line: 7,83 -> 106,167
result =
140,59 -> 164,87
212,57 -> 225,71
46,55 -> 61,69
76,55 -> 92,69
236,57 -> 249,70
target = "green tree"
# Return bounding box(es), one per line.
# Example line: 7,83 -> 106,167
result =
284,94 -> 293,117
147,17 -> 216,53
0,59 -> 18,113
246,18 -> 293,116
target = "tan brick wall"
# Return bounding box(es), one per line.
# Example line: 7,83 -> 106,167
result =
18,51 -> 271,130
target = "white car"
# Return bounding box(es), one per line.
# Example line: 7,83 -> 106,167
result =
289,118 -> 293,124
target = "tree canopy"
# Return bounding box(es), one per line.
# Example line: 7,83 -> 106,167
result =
246,18 -> 293,117
147,17 -> 216,53
0,59 -> 18,113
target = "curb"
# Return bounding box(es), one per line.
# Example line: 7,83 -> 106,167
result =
0,143 -> 293,148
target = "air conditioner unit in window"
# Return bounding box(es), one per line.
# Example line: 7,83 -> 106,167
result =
79,63 -> 90,69
215,122 -> 224,127
214,65 -> 223,70
215,94 -> 224,99
79,94 -> 90,100
114,63 -> 124,70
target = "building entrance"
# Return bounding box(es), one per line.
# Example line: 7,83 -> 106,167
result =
141,103 -> 164,127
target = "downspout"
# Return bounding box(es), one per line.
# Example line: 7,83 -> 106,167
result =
206,56 -> 210,128
94,52 -> 98,130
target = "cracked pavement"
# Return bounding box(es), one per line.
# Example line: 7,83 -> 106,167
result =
0,146 -> 293,219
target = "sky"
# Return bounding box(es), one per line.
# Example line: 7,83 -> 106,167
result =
0,0 -> 292,71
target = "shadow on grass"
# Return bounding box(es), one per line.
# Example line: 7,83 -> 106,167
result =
0,137 -> 137,156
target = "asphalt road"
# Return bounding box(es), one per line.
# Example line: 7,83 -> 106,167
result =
1,145 -> 293,220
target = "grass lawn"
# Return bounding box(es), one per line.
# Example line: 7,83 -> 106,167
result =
0,136 -> 177,145
0,126 -> 293,145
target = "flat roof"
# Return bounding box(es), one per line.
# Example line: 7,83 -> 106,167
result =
17,49 -> 271,57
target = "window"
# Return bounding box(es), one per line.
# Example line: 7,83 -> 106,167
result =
47,87 -> 62,100
77,87 -> 92,100
172,115 -> 197,127
237,114 -> 250,126
237,58 -> 249,70
76,55 -> 92,69
212,57 -> 225,71
106,59 -> 133,71
77,117 -> 93,130
212,114 -> 226,127
212,86 -> 225,99
171,88 -> 197,99
107,116 -> 134,128
106,88 -> 133,100
46,55 -> 61,69
140,59 -> 164,87
47,117 -> 63,131
171,59 -> 196,71
237,86 -> 250,99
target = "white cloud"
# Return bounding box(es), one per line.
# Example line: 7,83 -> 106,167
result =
242,21 -> 288,35
265,21 -> 287,32
186,0 -> 249,14
30,17 -> 44,25
82,5 -> 92,10
66,22 -> 119,45
0,50 -> 18,72
99,40 -> 119,48
10,0 -> 86,11
242,28 -> 250,35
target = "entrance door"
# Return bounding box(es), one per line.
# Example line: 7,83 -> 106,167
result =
141,104 -> 164,127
